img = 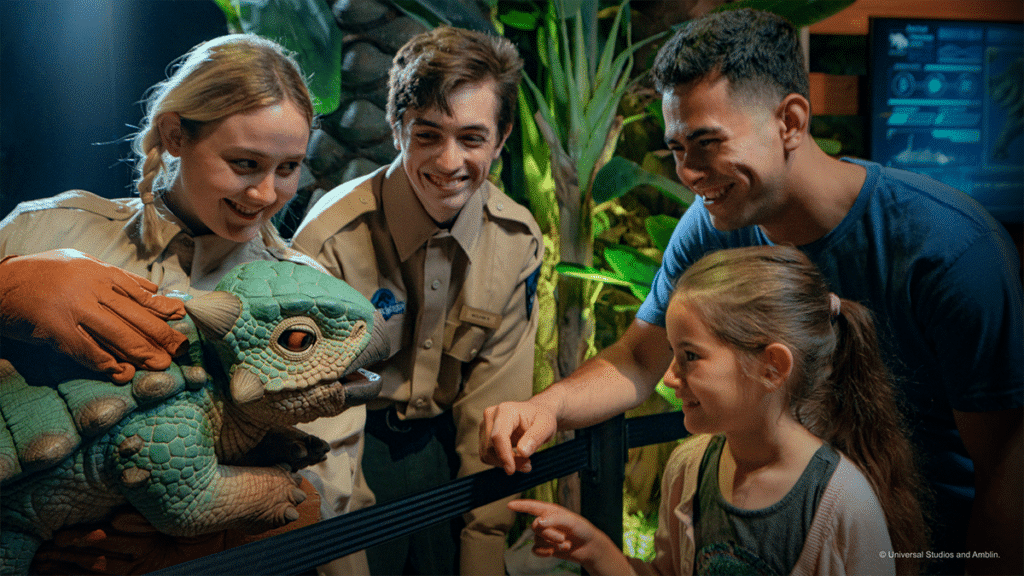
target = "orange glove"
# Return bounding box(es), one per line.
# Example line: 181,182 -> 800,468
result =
30,478 -> 322,575
0,249 -> 188,383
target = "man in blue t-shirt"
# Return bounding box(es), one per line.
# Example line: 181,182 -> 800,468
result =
481,8 -> 1022,575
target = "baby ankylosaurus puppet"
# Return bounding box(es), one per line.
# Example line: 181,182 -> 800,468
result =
0,260 -> 387,575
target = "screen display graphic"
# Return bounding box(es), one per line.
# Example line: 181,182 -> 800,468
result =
870,18 -> 1023,222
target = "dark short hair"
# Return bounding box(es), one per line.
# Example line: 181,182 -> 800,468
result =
652,8 -> 808,104
387,26 -> 524,134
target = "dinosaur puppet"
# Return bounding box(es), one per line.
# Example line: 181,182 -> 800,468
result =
0,260 -> 387,575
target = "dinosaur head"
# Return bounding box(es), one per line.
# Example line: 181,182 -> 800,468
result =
184,261 -> 387,420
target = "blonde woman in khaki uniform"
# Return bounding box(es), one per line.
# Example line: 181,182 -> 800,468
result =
0,34 -> 365,574
294,27 -> 542,576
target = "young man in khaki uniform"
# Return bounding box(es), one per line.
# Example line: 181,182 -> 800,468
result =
293,27 -> 542,575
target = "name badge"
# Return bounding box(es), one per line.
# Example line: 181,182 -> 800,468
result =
459,305 -> 502,329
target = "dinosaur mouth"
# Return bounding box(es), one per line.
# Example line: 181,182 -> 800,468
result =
259,368 -> 382,421
341,368 -> 382,405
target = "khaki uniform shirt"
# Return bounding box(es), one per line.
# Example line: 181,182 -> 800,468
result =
0,189 -> 320,295
292,159 -> 543,574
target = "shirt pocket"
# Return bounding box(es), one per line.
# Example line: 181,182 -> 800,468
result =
443,319 -> 489,362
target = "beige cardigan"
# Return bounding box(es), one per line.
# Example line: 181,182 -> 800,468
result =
629,434 -> 896,576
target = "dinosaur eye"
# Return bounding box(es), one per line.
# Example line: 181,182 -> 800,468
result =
270,317 -> 322,361
279,329 -> 315,352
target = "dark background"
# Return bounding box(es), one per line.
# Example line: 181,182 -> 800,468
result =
1,0 -> 228,219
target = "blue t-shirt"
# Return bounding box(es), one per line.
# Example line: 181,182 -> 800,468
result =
637,158 -> 1023,551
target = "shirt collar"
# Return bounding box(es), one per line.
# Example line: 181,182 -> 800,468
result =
145,193 -> 273,288
382,156 -> 484,263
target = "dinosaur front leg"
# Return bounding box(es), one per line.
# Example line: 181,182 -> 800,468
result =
122,461 -> 308,537
115,402 -> 309,537
186,464 -> 308,534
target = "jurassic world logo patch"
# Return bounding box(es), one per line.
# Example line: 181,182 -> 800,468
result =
371,288 -> 406,320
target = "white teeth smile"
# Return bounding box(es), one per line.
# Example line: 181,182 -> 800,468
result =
426,174 -> 466,190
697,184 -> 730,204
226,199 -> 262,216
701,190 -> 725,203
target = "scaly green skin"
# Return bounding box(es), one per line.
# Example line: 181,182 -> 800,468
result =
0,261 -> 378,576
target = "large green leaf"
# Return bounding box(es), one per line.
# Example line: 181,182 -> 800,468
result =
391,0 -> 495,32
593,156 -> 695,206
718,0 -> 855,28
499,9 -> 540,31
235,0 -> 341,116
645,215 -> 679,253
815,137 -> 842,156
555,262 -> 632,287
603,244 -> 659,288
210,0 -> 241,30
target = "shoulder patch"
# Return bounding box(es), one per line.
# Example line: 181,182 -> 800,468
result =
370,288 -> 406,321
525,264 -> 541,320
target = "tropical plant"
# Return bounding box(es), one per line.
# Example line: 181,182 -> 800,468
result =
516,0 -> 669,389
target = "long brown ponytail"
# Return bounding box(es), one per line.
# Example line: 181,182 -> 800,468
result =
674,245 -> 929,574
808,298 -> 930,575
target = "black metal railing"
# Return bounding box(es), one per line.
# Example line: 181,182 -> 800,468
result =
149,411 -> 687,575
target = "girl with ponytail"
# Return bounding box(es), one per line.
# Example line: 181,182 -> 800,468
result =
510,245 -> 928,576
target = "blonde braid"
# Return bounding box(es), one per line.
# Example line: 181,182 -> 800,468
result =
135,125 -> 168,255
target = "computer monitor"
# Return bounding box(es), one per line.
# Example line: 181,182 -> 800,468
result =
869,17 -> 1023,222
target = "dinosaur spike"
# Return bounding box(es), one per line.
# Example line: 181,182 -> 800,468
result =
347,310 -> 390,374
184,291 -> 242,340
230,369 -> 265,404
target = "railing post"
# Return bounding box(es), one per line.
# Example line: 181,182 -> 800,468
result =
580,413 -> 626,549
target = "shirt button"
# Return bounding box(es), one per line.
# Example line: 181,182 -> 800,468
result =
423,338 -> 433,349
431,279 -> 441,290
414,397 -> 428,409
